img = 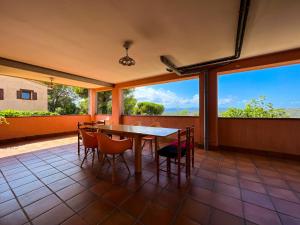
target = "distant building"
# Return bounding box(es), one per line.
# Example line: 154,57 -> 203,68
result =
0,75 -> 48,111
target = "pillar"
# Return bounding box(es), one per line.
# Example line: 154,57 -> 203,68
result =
111,86 -> 122,125
200,70 -> 219,149
88,89 -> 96,121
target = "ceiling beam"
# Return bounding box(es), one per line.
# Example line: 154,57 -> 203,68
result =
0,57 -> 114,87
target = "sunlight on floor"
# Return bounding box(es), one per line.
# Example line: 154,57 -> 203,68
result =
0,135 -> 77,158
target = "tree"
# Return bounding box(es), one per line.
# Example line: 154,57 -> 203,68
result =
134,102 -> 164,115
221,96 -> 289,118
178,109 -> 190,116
97,91 -> 112,114
123,89 -> 137,115
72,87 -> 88,98
48,85 -> 79,115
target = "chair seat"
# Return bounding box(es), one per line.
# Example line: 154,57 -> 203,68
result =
158,143 -> 187,158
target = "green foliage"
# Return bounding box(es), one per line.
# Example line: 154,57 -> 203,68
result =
79,98 -> 88,114
123,89 -> 137,115
178,109 -> 190,116
97,91 -> 112,114
220,96 -> 289,118
0,109 -> 58,117
134,102 -> 164,115
72,87 -> 88,98
48,85 -> 88,115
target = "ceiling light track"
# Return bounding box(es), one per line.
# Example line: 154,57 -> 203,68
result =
160,0 -> 251,75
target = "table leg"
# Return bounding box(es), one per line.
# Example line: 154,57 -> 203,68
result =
134,135 -> 142,174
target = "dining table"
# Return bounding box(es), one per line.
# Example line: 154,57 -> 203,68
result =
85,124 -> 179,174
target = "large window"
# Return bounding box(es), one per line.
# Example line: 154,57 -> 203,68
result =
122,78 -> 199,116
96,91 -> 112,114
218,64 -> 300,118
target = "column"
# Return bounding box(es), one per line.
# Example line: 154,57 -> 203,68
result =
88,89 -> 96,121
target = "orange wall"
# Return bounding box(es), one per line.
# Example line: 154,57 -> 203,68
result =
218,118 -> 300,155
0,115 -> 91,141
122,115 -> 202,143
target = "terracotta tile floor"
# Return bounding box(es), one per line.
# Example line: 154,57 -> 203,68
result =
0,135 -> 300,225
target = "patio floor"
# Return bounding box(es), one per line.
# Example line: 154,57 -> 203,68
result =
0,136 -> 300,225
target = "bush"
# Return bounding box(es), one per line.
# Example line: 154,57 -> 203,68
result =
220,96 -> 289,118
0,109 -> 59,117
134,102 -> 164,115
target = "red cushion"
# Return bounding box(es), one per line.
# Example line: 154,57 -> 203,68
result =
170,140 -> 193,149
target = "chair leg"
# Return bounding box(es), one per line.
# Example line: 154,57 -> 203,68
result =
92,149 -> 95,168
192,147 -> 195,168
77,135 -> 80,155
177,157 -> 181,187
112,154 -> 116,183
96,149 -> 101,162
186,152 -> 189,178
120,153 -> 131,175
141,140 -> 147,150
80,148 -> 89,168
150,140 -> 154,158
167,158 -> 171,176
156,151 -> 160,182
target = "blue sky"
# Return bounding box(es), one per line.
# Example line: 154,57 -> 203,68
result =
218,64 -> 300,109
133,63 -> 300,109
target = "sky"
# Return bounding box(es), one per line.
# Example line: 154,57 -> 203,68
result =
133,63 -> 300,109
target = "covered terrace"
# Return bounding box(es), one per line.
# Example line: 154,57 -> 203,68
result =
0,0 -> 300,225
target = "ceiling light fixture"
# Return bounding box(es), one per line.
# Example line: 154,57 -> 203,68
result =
48,77 -> 54,89
119,41 -> 135,66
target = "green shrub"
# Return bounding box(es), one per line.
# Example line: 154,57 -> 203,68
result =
0,109 -> 59,117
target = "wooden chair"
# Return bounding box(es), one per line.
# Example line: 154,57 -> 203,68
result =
142,122 -> 160,158
96,132 -> 132,183
156,127 -> 191,187
77,120 -> 105,155
79,129 -> 99,168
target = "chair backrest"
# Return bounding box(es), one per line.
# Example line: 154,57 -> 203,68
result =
96,132 -> 132,154
176,127 -> 191,157
95,120 -> 105,125
80,129 -> 98,148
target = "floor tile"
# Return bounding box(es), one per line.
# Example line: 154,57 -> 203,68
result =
272,197 -> 300,219
17,186 -> 52,207
79,199 -> 114,225
267,186 -> 300,203
32,203 -> 74,225
214,182 -> 241,199
13,180 -> 44,196
66,190 -> 96,212
101,210 -> 135,225
0,198 -> 20,217
0,189 -> 15,204
56,182 -> 86,201
61,214 -> 88,225
24,194 -> 61,219
0,209 -> 28,225
241,189 -> 274,210
210,209 -> 244,225
140,202 -> 174,225
240,179 -> 266,194
244,202 -> 281,225
179,198 -> 211,225
279,213 -> 300,225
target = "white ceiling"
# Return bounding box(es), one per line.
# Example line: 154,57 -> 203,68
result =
0,0 -> 299,87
